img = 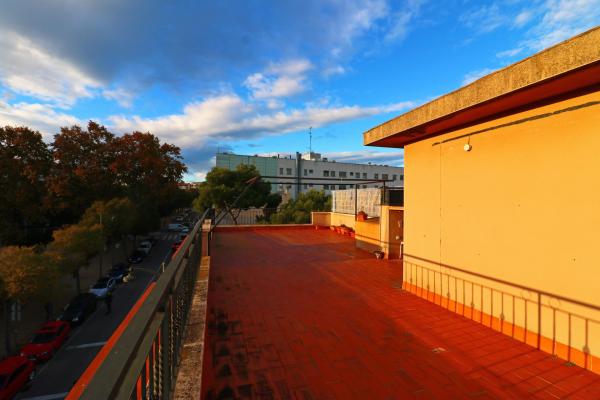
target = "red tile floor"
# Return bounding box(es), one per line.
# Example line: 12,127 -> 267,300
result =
201,227 -> 600,399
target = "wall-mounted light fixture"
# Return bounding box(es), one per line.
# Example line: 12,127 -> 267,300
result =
463,136 -> 472,152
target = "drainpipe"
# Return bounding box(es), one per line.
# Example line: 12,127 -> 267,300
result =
296,152 -> 302,199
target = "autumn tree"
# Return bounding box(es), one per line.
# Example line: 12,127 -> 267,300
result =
193,165 -> 281,224
46,223 -> 103,294
108,131 -> 187,231
0,126 -> 52,245
0,246 -> 59,352
270,189 -> 331,224
80,198 -> 136,277
46,121 -> 118,225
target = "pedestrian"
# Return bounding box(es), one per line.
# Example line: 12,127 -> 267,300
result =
105,292 -> 113,315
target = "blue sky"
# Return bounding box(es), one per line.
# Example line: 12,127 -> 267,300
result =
0,0 -> 599,181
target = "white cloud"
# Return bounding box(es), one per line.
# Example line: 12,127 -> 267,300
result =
526,0 -> 600,50
244,59 -> 313,100
496,48 -> 523,58
514,10 -> 534,27
0,31 -> 102,107
461,68 -> 496,86
109,93 -> 414,149
460,4 -> 508,34
0,100 -> 83,140
322,65 -> 347,77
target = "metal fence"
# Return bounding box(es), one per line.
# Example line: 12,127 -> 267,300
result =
332,188 -> 381,217
214,207 -> 277,225
403,255 -> 600,372
73,209 -> 211,400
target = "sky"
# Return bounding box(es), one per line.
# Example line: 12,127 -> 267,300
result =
0,0 -> 599,182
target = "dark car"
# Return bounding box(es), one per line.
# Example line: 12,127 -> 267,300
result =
109,263 -> 131,282
128,250 -> 145,264
19,321 -> 70,363
0,356 -> 35,399
58,293 -> 97,325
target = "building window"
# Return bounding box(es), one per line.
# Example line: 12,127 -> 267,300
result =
286,168 -> 292,175
356,172 -> 360,178
323,184 -> 329,190
362,173 -> 367,179
400,174 -> 404,180
279,167 -> 283,175
303,184 -> 308,189
279,184 -> 283,190
330,185 -> 335,190
374,173 -> 379,179
339,184 -> 346,190
350,172 -> 354,176
382,173 -> 388,180
339,171 -> 347,178
323,170 -> 329,177
303,169 -> 307,176
309,183 -> 313,187
309,169 -> 313,174
362,185 -> 367,189
393,174 -> 397,181
331,171 -> 336,177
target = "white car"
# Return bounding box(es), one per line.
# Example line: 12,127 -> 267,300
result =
136,240 -> 152,255
167,223 -> 187,231
89,277 -> 116,298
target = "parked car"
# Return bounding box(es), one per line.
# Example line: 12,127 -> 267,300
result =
175,216 -> 184,222
136,240 -> 152,255
89,277 -> 116,298
108,263 -> 131,282
171,240 -> 183,253
128,250 -> 145,264
167,223 -> 186,232
19,321 -> 70,363
0,356 -> 35,399
58,293 -> 97,325
180,226 -> 190,234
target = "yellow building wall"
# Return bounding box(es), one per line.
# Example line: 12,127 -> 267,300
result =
311,212 -> 331,226
403,89 -> 600,369
355,218 -> 381,253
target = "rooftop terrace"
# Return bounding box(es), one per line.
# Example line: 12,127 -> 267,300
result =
200,227 -> 600,399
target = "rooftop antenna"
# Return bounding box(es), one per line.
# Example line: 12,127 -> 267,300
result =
309,126 -> 312,155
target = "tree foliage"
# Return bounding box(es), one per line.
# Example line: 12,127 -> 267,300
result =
0,126 -> 52,245
0,246 -> 59,303
80,197 -> 136,243
193,165 -> 281,224
46,223 -> 103,293
270,190 -> 331,224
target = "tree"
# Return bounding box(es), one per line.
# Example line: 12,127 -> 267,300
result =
46,121 -> 118,225
80,198 -> 136,277
270,189 -> 331,224
193,165 -> 281,224
0,126 -> 52,245
0,246 -> 59,353
110,131 -> 187,215
46,223 -> 103,294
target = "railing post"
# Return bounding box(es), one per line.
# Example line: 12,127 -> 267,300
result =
201,219 -> 212,257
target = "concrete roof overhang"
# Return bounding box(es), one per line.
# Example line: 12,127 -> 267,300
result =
363,26 -> 600,148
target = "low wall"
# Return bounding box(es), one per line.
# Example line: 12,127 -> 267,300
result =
311,212 -> 331,226
330,212 -> 356,229
355,218 -> 381,253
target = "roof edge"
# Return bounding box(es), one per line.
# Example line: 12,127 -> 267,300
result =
364,26 -> 600,147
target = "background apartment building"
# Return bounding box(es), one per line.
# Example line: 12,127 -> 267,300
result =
216,151 -> 404,198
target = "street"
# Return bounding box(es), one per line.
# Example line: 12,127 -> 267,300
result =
15,230 -> 182,400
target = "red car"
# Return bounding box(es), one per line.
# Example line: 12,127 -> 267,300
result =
171,240 -> 183,253
0,356 -> 35,400
19,321 -> 70,363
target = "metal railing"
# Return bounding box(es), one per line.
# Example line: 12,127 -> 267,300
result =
403,254 -> 600,371
74,209 -> 211,400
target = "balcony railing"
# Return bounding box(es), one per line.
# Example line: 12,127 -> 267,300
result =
68,209 -> 211,400
403,254 -> 600,373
